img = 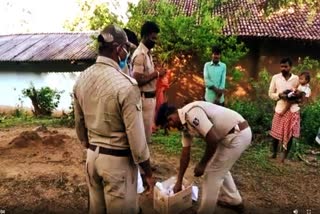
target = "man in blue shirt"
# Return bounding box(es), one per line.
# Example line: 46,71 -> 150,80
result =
203,46 -> 227,106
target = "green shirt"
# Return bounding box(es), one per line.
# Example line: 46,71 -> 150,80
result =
203,61 -> 227,103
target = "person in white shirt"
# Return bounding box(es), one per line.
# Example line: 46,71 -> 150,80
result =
268,57 -> 300,163
279,71 -> 311,116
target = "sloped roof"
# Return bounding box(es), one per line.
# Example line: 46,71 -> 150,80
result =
168,0 -> 320,40
0,32 -> 97,62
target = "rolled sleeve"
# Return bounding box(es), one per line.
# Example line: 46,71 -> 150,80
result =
132,54 -> 145,75
121,86 -> 150,164
186,107 -> 213,137
268,76 -> 279,100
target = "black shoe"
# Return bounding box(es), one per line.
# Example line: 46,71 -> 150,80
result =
217,201 -> 245,214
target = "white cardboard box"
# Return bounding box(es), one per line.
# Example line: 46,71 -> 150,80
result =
153,176 -> 192,214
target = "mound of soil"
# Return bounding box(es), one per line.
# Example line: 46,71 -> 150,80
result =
8,129 -> 70,148
8,131 -> 42,148
42,134 -> 70,146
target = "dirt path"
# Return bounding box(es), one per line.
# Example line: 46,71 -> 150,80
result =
0,126 -> 319,214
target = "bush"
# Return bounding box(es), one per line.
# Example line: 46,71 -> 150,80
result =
229,99 -> 273,135
229,69 -> 274,135
300,99 -> 320,145
22,83 -> 64,117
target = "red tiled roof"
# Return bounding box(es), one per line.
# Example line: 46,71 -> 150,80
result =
167,0 -> 320,40
0,32 -> 97,62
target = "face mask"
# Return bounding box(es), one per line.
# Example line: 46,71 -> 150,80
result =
119,56 -> 128,70
145,39 -> 156,50
118,47 -> 129,70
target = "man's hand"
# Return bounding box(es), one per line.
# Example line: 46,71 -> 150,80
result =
214,98 -> 220,105
144,175 -> 155,195
209,86 -> 224,96
173,181 -> 182,194
194,162 -> 206,177
278,93 -> 287,100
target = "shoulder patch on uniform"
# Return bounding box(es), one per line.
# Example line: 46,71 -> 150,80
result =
192,118 -> 199,126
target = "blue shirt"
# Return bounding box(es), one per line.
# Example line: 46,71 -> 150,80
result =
203,61 -> 227,103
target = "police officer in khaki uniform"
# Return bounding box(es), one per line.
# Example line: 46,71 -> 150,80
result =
73,24 -> 154,214
131,21 -> 166,144
156,101 -> 252,214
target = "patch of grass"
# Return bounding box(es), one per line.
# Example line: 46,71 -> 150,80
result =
152,130 -> 182,155
0,115 -> 65,128
238,142 -> 285,175
152,130 -> 215,161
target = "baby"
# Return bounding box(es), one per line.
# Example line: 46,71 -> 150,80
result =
280,71 -> 311,116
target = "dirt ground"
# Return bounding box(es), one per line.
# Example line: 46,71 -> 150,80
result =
0,126 -> 319,214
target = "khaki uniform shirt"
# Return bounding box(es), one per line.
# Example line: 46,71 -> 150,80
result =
131,42 -> 156,92
268,73 -> 299,113
178,101 -> 245,147
73,56 -> 150,164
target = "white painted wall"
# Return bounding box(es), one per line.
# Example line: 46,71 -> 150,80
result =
0,71 -> 80,111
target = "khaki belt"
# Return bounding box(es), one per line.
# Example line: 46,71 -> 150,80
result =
141,91 -> 156,98
89,144 -> 131,157
228,120 -> 249,135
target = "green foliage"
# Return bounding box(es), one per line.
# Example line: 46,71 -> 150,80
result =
229,69 -> 274,134
64,0 -> 123,31
293,56 -> 320,97
300,99 -> 320,145
22,83 -> 64,117
0,115 -> 64,129
127,0 -> 248,65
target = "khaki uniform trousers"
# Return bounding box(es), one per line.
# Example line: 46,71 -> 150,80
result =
142,97 -> 156,143
198,127 -> 252,214
86,146 -> 139,214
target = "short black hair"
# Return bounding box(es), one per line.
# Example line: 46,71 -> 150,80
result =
155,103 -> 177,127
140,21 -> 160,38
212,46 -> 221,54
300,71 -> 311,83
124,28 -> 139,47
280,57 -> 293,67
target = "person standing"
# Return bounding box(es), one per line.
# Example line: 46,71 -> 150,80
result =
203,46 -> 227,106
156,101 -> 252,214
122,28 -> 139,76
73,24 -> 154,214
269,57 -> 300,162
131,21 -> 166,144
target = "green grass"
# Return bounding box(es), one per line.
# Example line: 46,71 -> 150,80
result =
0,115 -> 66,128
238,142 -> 286,175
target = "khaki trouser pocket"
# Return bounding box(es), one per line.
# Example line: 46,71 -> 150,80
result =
102,170 -> 127,198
